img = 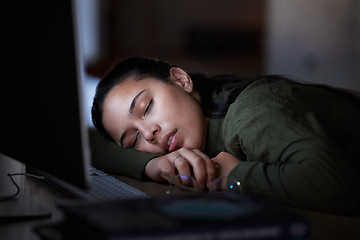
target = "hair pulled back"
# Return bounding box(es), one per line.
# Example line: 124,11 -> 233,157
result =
91,57 -> 253,141
91,57 -> 175,141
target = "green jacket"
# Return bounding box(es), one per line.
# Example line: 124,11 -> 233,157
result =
90,77 -> 360,213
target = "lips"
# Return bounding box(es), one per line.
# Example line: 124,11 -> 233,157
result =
162,130 -> 178,152
168,134 -> 174,147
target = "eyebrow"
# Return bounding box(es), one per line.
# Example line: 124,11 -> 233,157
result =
129,89 -> 146,114
119,89 -> 146,146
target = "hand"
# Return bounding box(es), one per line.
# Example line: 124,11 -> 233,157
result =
144,148 -> 216,189
212,152 -> 242,180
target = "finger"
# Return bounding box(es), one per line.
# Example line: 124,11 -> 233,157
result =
171,155 -> 192,186
158,158 -> 177,183
192,149 -> 216,189
179,150 -> 208,188
160,172 -> 173,183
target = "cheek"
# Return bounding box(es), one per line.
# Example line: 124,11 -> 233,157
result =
139,144 -> 166,155
177,106 -> 206,149
162,90 -> 197,114
102,111 -> 125,141
185,123 -> 206,147
158,89 -> 206,149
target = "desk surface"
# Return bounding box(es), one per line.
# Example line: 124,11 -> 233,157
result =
1,154 -> 360,240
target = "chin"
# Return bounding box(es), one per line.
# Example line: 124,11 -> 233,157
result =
185,142 -> 204,151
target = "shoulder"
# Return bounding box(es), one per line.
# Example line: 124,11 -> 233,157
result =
221,76 -> 307,142
220,76 -> 295,148
229,76 -> 297,113
241,75 -> 294,96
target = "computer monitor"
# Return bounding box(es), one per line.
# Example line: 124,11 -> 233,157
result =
0,0 -> 91,189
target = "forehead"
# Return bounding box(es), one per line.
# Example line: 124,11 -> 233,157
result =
104,78 -> 150,113
101,79 -> 141,134
102,78 -> 162,127
104,76 -> 173,104
112,76 -> 164,93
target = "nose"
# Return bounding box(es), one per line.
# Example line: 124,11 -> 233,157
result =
140,123 -> 160,144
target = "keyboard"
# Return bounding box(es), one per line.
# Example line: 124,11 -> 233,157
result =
29,167 -> 149,200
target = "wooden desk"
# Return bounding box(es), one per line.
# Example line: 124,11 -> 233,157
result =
1,154 -> 360,240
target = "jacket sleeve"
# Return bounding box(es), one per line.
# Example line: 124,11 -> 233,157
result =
224,79 -> 360,214
89,128 -> 160,180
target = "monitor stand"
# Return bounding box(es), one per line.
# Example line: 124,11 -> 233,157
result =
0,154 -> 51,221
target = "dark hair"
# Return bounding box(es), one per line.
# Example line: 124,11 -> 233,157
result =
91,57 -> 255,141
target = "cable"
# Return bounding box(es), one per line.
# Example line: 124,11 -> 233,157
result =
0,173 -> 45,201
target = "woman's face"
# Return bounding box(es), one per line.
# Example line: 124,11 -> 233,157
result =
102,68 -> 209,154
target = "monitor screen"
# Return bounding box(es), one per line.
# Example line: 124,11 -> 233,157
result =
0,0 -> 91,188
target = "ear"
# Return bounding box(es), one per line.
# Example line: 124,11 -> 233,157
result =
169,67 -> 193,92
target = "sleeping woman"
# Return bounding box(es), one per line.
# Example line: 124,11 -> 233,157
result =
90,57 -> 360,214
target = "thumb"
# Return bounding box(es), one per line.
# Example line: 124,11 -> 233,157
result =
211,152 -> 241,178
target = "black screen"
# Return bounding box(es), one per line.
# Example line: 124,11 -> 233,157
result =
0,0 -> 90,188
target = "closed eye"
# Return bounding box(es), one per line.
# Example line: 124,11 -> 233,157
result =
131,132 -> 140,148
144,99 -> 153,116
